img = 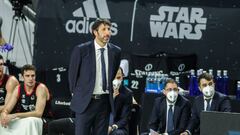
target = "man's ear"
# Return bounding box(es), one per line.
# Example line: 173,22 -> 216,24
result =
163,89 -> 166,95
198,86 -> 202,91
93,30 -> 98,37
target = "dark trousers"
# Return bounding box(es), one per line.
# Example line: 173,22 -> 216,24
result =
48,118 -> 75,135
75,96 -> 110,135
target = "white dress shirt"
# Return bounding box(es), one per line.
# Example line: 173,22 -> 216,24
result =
204,97 -> 213,111
93,40 -> 109,94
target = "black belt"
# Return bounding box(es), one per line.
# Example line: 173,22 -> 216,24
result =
91,94 -> 109,99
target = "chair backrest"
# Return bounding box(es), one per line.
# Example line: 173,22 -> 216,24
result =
43,67 -> 73,118
51,97 -> 73,119
201,111 -> 240,135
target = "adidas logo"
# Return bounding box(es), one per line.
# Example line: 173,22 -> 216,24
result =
72,0 -> 110,19
65,0 -> 118,35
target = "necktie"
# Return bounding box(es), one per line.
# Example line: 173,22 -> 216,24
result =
206,99 -> 211,111
100,48 -> 107,91
167,105 -> 174,133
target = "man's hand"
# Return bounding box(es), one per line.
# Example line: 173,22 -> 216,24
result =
108,126 -> 112,134
1,112 -> 16,128
1,111 -> 7,126
113,89 -> 119,98
180,131 -> 189,135
108,124 -> 118,134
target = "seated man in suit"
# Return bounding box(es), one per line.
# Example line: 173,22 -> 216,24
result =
108,66 -> 132,135
181,73 -> 231,135
148,78 -> 191,135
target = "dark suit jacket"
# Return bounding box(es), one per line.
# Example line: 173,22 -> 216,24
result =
112,86 -> 132,129
68,41 -> 121,114
187,92 -> 231,135
148,95 -> 191,135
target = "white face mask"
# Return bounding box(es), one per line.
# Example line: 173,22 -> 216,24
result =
166,91 -> 178,103
202,86 -> 215,98
112,79 -> 122,90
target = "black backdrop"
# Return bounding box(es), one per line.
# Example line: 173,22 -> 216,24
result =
34,0 -> 240,82
32,0 -> 240,131
33,0 -> 240,110
33,0 -> 240,132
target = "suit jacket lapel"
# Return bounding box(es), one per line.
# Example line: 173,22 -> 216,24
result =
162,99 -> 167,130
199,97 -> 204,111
107,44 -> 115,115
210,93 -> 217,111
173,99 -> 181,128
90,42 -> 96,80
108,44 -> 114,86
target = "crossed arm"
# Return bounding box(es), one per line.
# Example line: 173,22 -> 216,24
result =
0,76 -> 19,112
0,83 -> 48,127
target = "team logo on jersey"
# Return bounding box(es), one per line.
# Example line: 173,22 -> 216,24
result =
31,95 -> 35,100
22,99 -> 26,104
22,104 -> 36,111
29,104 -> 36,111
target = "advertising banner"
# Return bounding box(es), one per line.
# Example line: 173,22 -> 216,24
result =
34,0 -> 240,82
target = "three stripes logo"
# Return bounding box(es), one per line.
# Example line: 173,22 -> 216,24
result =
65,0 -> 118,35
73,0 -> 110,19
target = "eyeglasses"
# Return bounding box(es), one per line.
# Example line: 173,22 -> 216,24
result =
165,88 -> 178,92
201,82 -> 214,87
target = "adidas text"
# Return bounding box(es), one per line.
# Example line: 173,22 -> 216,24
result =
65,18 -> 118,36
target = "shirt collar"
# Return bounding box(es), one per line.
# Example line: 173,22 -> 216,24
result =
203,92 -> 214,100
166,99 -> 175,106
94,40 -> 108,51
204,96 -> 213,101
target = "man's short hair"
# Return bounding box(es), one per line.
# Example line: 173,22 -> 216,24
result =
21,64 -> 36,75
0,54 -> 3,60
198,73 -> 214,84
91,18 -> 111,37
164,78 -> 178,89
